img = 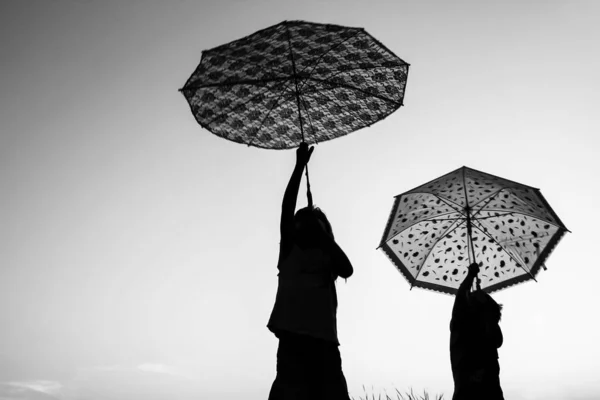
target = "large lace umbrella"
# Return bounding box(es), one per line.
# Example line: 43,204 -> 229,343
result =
379,166 -> 568,294
180,20 -> 409,204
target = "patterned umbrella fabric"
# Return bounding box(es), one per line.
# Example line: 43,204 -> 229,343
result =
180,20 -> 409,149
379,166 -> 568,295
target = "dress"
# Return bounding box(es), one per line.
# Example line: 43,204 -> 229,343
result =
267,243 -> 350,400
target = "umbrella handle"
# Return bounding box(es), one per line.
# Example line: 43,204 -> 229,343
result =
471,277 -> 481,292
305,164 -> 313,208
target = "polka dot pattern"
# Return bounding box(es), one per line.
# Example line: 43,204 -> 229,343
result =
380,167 -> 568,295
181,20 -> 409,149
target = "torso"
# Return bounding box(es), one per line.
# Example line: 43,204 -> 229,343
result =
268,243 -> 339,344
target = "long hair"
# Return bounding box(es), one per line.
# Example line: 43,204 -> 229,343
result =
294,206 -> 334,239
294,206 -> 339,284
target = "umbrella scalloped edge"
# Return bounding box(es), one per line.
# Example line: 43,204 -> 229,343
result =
379,227 -> 568,297
379,243 -> 456,297
484,227 -> 568,294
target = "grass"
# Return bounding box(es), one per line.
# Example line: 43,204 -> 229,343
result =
351,386 -> 444,400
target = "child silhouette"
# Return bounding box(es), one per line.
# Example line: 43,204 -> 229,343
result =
450,263 -> 504,400
267,143 -> 353,400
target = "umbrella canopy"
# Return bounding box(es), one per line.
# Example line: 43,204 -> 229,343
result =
379,166 -> 568,295
180,20 -> 409,149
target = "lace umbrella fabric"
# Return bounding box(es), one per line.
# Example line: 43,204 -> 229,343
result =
379,167 -> 568,295
180,20 -> 409,149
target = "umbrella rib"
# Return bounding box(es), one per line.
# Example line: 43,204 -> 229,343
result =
461,167 -> 478,266
181,76 -> 294,90
307,64 -> 407,90
381,211 -> 464,248
300,86 -> 401,140
286,25 -> 307,142
296,29 -> 362,92
434,194 -> 465,215
201,79 -> 294,128
471,212 -> 518,221
462,166 -> 539,191
381,192 -> 466,249
306,76 -> 402,106
299,89 -> 371,132
473,188 -> 566,230
461,167 -> 470,210
297,65 -> 405,101
411,218 -> 464,288
496,231 -> 552,245
428,217 -> 467,222
190,22 -> 302,82
300,84 -> 401,138
469,219 -> 538,282
470,188 -> 506,219
471,187 -> 548,221
425,210 -> 467,222
421,193 -> 466,216
474,209 -> 564,228
298,78 -> 402,136
448,217 -> 526,276
329,63 -> 407,76
534,188 -> 569,230
299,93 -> 319,144
406,192 -> 465,214
196,33 -> 362,94
247,83 -> 297,148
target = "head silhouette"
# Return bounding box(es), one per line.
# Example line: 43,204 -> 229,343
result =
472,290 -> 503,323
294,206 -> 334,240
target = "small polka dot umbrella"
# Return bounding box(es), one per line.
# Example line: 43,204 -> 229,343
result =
180,20 -> 409,206
379,166 -> 569,295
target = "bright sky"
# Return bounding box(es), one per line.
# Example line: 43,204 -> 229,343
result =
1,1 -> 599,399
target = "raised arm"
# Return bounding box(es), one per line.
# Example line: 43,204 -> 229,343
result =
457,263 -> 479,297
280,143 -> 314,241
453,263 -> 480,317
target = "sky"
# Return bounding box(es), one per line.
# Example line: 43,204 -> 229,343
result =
1,1 -> 599,399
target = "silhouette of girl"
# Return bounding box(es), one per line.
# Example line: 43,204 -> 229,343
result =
450,263 -> 504,400
267,143 -> 353,400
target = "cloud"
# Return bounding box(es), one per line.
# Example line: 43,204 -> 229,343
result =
62,363 -> 202,400
136,363 -> 182,376
0,363 -> 223,400
0,381 -> 61,400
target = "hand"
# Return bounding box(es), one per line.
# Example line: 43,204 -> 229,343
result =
468,263 -> 480,276
296,142 -> 314,166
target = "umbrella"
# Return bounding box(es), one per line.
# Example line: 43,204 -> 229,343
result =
180,20 -> 409,205
379,166 -> 568,295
